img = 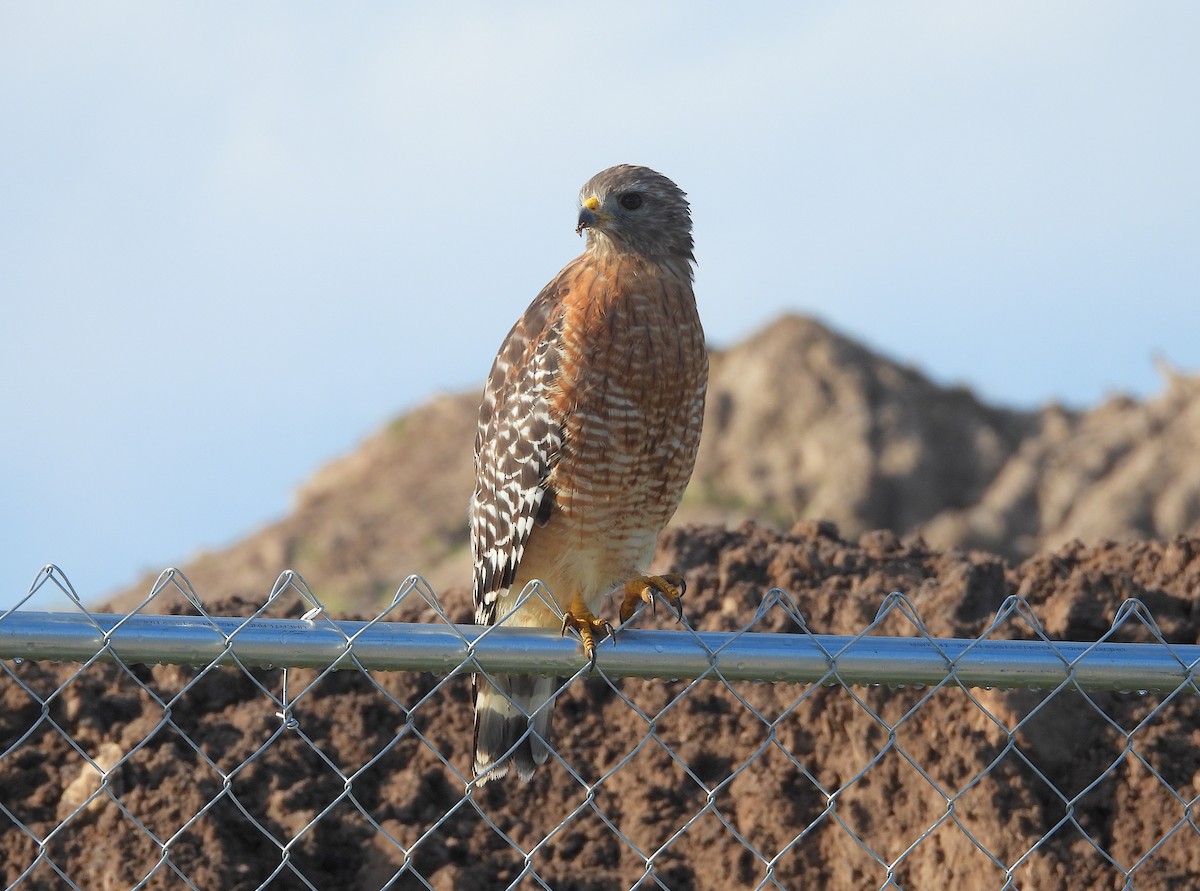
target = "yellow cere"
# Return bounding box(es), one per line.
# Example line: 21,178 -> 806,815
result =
583,196 -> 601,211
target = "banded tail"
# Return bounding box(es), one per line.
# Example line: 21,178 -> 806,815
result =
472,673 -> 558,783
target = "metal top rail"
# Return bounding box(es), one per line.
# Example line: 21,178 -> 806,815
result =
2,610 -> 1197,693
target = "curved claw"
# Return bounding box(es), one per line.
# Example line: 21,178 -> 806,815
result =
620,574 -> 688,625
670,575 -> 687,622
591,621 -> 617,668
561,610 -> 616,669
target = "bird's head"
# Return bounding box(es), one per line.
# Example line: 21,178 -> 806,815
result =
575,165 -> 693,264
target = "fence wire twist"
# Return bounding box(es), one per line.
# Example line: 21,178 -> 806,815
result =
2,566 -> 1198,890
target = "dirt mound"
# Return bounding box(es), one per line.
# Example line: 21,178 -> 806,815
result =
108,315 -> 1200,617
6,522 -> 1200,889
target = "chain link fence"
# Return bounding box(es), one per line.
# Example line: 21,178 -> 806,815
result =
2,565 -> 1199,890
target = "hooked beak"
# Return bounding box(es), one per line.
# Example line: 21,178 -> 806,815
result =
576,195 -> 607,236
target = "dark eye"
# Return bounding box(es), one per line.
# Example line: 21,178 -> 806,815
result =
618,192 -> 644,211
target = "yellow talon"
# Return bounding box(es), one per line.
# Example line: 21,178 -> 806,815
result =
619,574 -> 687,625
561,605 -> 615,668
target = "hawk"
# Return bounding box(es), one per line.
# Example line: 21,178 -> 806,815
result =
470,164 -> 707,783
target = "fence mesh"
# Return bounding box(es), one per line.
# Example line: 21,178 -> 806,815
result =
2,564 -> 1199,890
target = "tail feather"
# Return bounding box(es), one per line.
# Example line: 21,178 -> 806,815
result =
473,673 -> 557,783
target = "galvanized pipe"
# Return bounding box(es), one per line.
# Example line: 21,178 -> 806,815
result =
1,611 -> 1196,693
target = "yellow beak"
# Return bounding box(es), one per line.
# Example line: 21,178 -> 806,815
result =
576,195 -> 610,235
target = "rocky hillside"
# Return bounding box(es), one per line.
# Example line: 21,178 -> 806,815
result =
111,314 -> 1200,612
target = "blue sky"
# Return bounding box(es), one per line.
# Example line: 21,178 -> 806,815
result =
3,2 -> 1198,610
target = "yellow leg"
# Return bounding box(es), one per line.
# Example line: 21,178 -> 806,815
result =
619,574 -> 687,625
560,597 -> 615,668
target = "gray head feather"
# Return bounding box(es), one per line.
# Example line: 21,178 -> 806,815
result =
576,165 -> 694,263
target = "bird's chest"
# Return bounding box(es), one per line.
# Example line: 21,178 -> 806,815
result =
548,285 -> 705,518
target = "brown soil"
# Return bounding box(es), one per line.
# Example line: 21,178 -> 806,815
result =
5,521 -> 1200,890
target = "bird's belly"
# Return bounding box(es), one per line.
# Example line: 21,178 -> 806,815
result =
543,392 -> 701,599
